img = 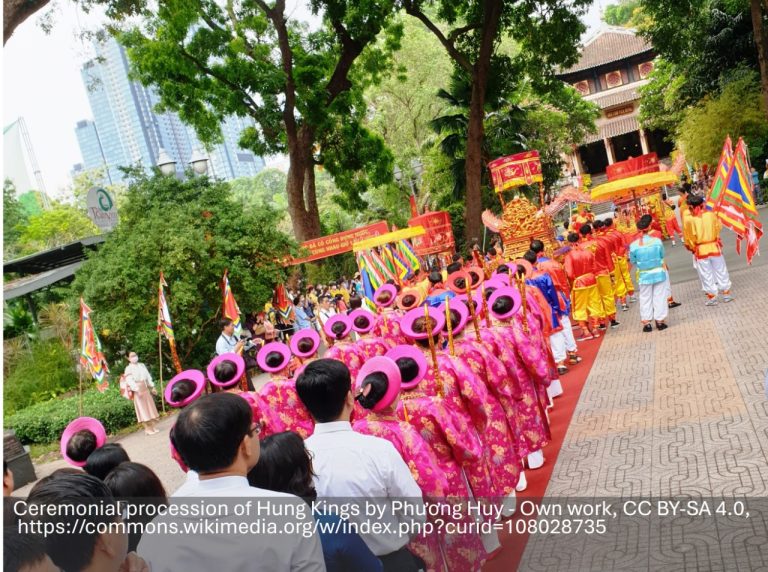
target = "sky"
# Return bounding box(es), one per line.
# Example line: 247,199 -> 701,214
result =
2,0 -> 609,199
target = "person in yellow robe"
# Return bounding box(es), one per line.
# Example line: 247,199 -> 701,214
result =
685,195 -> 733,305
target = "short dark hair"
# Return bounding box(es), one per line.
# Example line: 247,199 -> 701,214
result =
567,232 -> 580,243
687,195 -> 705,208
293,295 -> 303,306
529,239 -> 544,254
446,262 -> 461,274
84,443 -> 130,480
593,219 -> 604,229
604,217 -> 614,227
295,359 -> 351,423
220,318 -> 234,329
428,271 -> 442,285
66,430 -> 98,463
104,462 -> 167,500
579,223 -> 592,236
248,432 -> 316,501
25,472 -> 119,572
214,359 -> 239,387
173,393 -> 252,474
4,528 -> 50,572
349,296 -> 363,310
637,214 -> 653,230
522,250 -> 537,265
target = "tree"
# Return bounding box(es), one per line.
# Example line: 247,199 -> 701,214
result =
17,203 -> 99,255
3,179 -> 27,257
71,172 -> 294,371
677,69 -> 768,164
3,0 -> 51,44
117,0 -> 401,242
400,0 -> 591,243
602,0 -> 649,28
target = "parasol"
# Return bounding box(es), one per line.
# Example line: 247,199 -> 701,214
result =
590,171 -> 678,203
353,226 -> 425,251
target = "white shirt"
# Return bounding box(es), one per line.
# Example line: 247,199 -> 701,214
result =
304,422 -> 425,556
317,308 -> 336,325
216,332 -> 239,356
138,476 -> 325,572
172,470 -> 199,496
123,363 -> 154,391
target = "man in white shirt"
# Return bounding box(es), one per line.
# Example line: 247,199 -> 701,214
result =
215,318 -> 244,356
138,393 -> 325,572
297,359 -> 426,572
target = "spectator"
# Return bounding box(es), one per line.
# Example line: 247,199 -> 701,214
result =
215,318 -> 244,356
317,295 -> 336,326
293,295 -> 313,331
84,444 -> 130,481
137,393 -> 324,571
249,432 -> 383,572
297,359 -> 425,571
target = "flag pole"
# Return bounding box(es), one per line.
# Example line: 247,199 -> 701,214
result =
157,331 -> 166,413
78,367 -> 84,417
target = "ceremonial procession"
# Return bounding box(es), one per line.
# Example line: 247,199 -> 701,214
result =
3,1 -> 768,571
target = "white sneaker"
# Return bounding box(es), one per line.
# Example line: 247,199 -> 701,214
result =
515,471 -> 528,492
705,297 -> 718,306
671,240 -> 676,246
527,449 -> 545,469
547,379 -> 564,399
722,293 -> 734,303
501,491 -> 517,517
629,295 -> 637,303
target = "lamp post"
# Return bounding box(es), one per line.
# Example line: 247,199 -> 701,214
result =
188,149 -> 209,175
157,148 -> 177,176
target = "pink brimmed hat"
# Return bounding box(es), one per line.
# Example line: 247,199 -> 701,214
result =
514,259 -> 533,277
400,306 -> 445,340
446,270 -> 472,294
349,309 -> 376,334
323,314 -> 353,340
207,353 -> 245,388
466,266 -> 484,288
493,271 -> 511,286
386,345 -> 427,390
482,277 -> 508,293
488,286 -> 523,320
396,287 -> 424,312
257,342 -> 292,373
373,284 -> 397,308
356,356 -> 402,412
455,289 -> 482,313
446,297 -> 470,334
60,417 -> 107,467
165,369 -> 206,408
290,328 -> 320,358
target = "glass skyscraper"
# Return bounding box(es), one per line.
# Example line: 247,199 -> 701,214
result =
74,36 -> 264,183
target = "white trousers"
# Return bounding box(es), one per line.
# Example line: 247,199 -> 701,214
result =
550,331 -> 567,363
639,281 -> 669,322
663,270 -> 672,299
696,255 -> 732,296
560,315 -> 578,352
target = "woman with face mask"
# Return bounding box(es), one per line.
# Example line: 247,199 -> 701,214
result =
123,351 -> 160,435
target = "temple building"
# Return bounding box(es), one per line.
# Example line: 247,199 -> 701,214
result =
557,27 -> 674,179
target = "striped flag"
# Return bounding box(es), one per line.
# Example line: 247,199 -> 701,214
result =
356,253 -> 379,311
222,270 -> 242,336
80,299 -> 109,392
395,239 -> 420,275
368,249 -> 396,283
706,136 -> 733,211
157,272 -> 183,373
386,245 -> 409,280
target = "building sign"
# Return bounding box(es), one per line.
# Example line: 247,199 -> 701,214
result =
605,105 -> 634,119
289,221 -> 389,265
488,151 -> 543,193
86,187 -> 119,231
606,152 -> 660,181
409,211 -> 454,255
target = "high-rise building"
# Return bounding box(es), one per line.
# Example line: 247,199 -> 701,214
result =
73,36 -> 264,183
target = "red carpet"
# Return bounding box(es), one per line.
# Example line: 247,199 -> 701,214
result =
483,333 -> 604,572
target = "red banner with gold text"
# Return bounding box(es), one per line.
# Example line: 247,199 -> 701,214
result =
288,221 -> 389,265
409,211 -> 455,255
606,152 -> 659,181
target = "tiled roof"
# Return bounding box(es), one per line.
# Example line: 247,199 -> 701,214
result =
559,28 -> 653,75
584,116 -> 640,144
587,86 -> 642,109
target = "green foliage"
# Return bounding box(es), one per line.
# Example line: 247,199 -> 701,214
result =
3,339 -> 79,416
18,191 -> 44,217
17,203 -> 99,255
3,179 -> 27,257
678,70 -> 768,164
602,0 -> 649,28
69,167 -> 127,210
3,302 -> 36,340
71,172 -> 294,371
230,169 -> 289,215
638,59 -> 689,134
5,385 -> 137,445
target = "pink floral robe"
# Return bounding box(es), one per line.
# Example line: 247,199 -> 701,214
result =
451,338 -> 524,495
354,335 -> 390,360
372,311 -> 407,347
325,341 -> 369,423
257,376 -> 314,439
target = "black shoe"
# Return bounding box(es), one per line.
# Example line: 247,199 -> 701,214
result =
668,301 -> 682,309
610,320 -> 620,328
598,324 -> 607,330
642,324 -> 652,333
656,322 -> 668,331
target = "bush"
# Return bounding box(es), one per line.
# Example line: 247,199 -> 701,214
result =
3,339 -> 79,416
5,385 -> 138,445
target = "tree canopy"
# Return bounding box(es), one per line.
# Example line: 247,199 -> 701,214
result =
71,171 -> 294,371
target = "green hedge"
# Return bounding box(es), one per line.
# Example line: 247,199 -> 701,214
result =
5,385 -> 138,445
3,339 -> 80,416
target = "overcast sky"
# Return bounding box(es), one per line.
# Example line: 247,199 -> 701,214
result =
2,0 -> 608,198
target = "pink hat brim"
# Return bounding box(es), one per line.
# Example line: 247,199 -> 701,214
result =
488,286 -> 523,320
446,297 -> 470,334
257,342 -> 292,373
466,266 -> 484,288
356,356 -> 401,412
446,270 -> 472,294
323,314 -> 353,340
349,309 -> 376,334
61,417 -> 107,467
482,278 -> 508,292
514,259 -> 533,277
400,306 -> 445,340
386,345 -> 427,390
207,353 -> 245,387
290,328 -> 320,358
493,272 -> 511,286
396,288 -> 424,312
373,284 -> 397,308
165,369 -> 206,408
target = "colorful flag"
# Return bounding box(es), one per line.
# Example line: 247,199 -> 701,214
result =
272,283 -> 295,322
368,249 -> 396,284
222,270 -> 242,336
80,299 -> 109,392
386,245 -> 409,280
157,272 -> 183,373
396,239 -> 421,274
706,136 -> 733,211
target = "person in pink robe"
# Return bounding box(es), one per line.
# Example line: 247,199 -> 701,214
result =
323,314 -> 366,382
349,309 -> 390,359
372,283 -> 408,347
256,342 -> 314,439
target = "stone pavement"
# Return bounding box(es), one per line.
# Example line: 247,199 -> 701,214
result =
519,209 -> 768,570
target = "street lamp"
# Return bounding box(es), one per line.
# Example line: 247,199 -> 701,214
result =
157,148 -> 177,176
188,148 -> 209,175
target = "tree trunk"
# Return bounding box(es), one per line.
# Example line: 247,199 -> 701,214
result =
285,125 -> 322,242
463,0 -> 503,245
3,0 -> 50,45
752,0 -> 768,121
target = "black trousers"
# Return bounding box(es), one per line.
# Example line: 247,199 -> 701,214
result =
379,546 -> 424,572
